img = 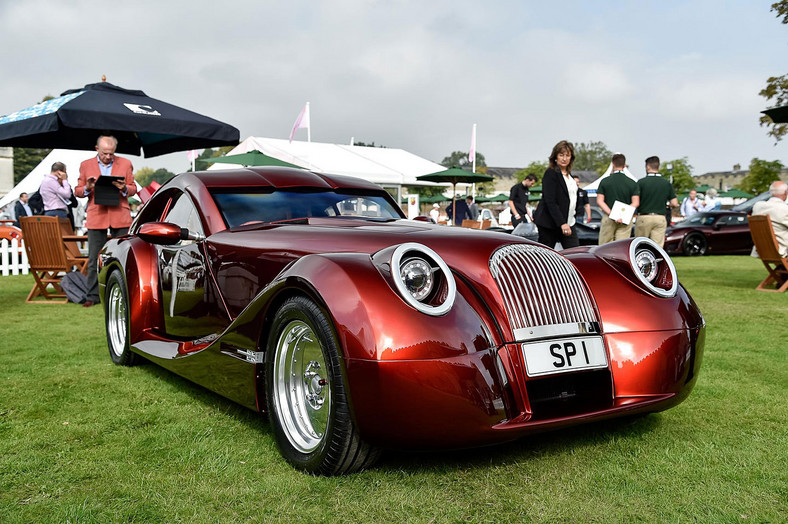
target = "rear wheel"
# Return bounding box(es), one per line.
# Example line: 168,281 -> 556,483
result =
682,233 -> 707,256
105,271 -> 138,366
265,296 -> 380,475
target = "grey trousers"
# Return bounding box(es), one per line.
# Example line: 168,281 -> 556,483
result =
86,227 -> 128,303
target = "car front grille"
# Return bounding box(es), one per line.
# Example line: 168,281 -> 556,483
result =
489,244 -> 598,338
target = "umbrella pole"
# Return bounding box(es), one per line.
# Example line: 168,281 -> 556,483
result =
452,183 -> 457,226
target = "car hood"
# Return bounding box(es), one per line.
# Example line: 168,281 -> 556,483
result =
207,218 -> 527,268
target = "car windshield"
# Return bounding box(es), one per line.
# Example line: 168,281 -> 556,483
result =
211,189 -> 403,228
731,191 -> 769,212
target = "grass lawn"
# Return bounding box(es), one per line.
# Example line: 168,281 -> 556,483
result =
0,256 -> 786,523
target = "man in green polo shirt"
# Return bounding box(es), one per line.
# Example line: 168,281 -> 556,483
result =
635,156 -> 679,246
596,153 -> 640,244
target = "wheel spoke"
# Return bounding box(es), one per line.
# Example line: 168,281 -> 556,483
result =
108,284 -> 126,357
274,320 -> 331,453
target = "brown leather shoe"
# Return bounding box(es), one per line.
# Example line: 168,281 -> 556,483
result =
83,300 -> 95,308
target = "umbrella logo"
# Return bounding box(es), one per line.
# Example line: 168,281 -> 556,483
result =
123,103 -> 161,116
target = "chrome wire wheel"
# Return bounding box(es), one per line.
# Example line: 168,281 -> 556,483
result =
272,319 -> 331,454
107,283 -> 127,358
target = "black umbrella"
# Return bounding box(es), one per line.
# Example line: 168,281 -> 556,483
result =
762,105 -> 788,124
0,82 -> 240,157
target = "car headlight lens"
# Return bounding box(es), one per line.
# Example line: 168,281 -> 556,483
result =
400,257 -> 434,301
634,249 -> 658,282
390,243 -> 456,315
629,237 -> 678,297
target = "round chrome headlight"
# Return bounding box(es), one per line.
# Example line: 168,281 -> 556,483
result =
390,243 -> 456,316
400,257 -> 434,301
629,237 -> 678,297
634,249 -> 658,282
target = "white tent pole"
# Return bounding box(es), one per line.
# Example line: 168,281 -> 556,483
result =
471,123 -> 477,174
471,123 -> 477,198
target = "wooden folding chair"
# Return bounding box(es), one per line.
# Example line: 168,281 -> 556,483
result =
57,219 -> 89,274
748,214 -> 788,292
19,216 -> 89,303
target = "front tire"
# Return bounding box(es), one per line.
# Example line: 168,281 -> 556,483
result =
682,233 -> 707,256
105,271 -> 138,366
265,296 -> 380,475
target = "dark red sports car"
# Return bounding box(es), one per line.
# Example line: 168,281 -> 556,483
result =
664,210 -> 752,256
98,167 -> 705,475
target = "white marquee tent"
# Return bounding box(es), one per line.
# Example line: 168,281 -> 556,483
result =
211,137 -> 445,194
583,162 -> 639,195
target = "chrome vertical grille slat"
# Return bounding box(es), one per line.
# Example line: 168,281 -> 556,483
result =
490,244 -> 598,337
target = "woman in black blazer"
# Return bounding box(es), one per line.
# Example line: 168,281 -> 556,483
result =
533,140 -> 579,249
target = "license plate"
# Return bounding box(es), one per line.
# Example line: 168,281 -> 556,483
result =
522,336 -> 608,377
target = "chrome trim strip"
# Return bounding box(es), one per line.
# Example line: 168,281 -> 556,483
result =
513,322 -> 600,341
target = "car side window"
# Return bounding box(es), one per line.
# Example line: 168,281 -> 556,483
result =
717,215 -> 744,226
165,192 -> 204,242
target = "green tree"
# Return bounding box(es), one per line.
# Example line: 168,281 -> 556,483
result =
573,141 -> 612,175
12,148 -> 51,185
191,146 -> 235,171
662,157 -> 695,194
135,167 -> 176,187
760,2 -> 788,142
440,151 -> 486,171
353,141 -> 386,148
739,158 -> 785,195
513,161 -> 549,183
134,167 -> 155,186
12,95 -> 54,183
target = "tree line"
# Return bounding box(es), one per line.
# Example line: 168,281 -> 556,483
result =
428,141 -> 783,197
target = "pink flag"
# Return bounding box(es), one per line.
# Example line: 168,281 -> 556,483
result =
468,123 -> 477,163
186,149 -> 199,161
289,102 -> 311,142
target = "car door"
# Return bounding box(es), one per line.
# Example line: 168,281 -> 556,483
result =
709,214 -> 751,253
157,191 -> 226,340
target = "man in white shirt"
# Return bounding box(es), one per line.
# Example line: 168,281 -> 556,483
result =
752,180 -> 788,258
681,189 -> 702,218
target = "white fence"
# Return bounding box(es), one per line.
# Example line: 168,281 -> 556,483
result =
0,238 -> 29,276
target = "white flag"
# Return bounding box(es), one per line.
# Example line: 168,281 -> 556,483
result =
289,102 -> 311,142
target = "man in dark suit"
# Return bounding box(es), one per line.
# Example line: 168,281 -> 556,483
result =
13,192 -> 32,226
446,197 -> 470,225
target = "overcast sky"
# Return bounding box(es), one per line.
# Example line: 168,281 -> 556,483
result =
1,0 -> 785,179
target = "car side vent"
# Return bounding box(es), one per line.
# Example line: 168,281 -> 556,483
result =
489,244 -> 598,338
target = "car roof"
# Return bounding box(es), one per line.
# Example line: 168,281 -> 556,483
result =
175,166 -> 390,193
